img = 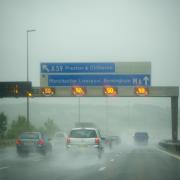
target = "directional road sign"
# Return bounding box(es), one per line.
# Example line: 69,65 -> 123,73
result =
40,62 -> 151,87
41,62 -> 115,73
47,74 -> 151,86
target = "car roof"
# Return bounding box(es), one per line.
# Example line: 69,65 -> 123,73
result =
54,131 -> 67,137
134,132 -> 148,135
21,132 -> 41,134
135,132 -> 148,134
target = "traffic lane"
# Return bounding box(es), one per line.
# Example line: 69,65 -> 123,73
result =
0,145 -> 150,180
0,146 -> 19,171
0,147 -> 47,180
0,146 -> 108,180
48,145 -> 180,180
0,146 -> 17,161
82,146 -> 180,180
1,145 -> 180,180
0,146 -> 59,180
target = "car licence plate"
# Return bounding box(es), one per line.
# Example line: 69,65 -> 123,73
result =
24,141 -> 33,145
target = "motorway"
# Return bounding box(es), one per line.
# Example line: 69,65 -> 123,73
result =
0,143 -> 180,180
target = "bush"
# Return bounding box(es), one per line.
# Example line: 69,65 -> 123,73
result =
0,112 -> 7,138
7,116 -> 36,138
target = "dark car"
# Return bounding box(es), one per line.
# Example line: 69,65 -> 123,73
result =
134,132 -> 149,145
16,132 -> 52,156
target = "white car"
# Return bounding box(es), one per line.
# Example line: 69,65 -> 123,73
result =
66,128 -> 104,158
52,131 -> 67,149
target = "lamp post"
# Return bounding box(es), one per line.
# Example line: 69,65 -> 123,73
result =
78,97 -> 81,123
105,97 -> 109,135
27,29 -> 36,127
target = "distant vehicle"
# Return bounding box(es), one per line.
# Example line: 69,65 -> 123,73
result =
16,132 -> 52,156
102,135 -> 121,150
53,131 -> 67,144
52,131 -> 67,149
133,132 -> 149,145
66,128 -> 104,159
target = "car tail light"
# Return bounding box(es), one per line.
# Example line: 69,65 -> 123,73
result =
16,139 -> 22,145
95,138 -> 100,145
38,139 -> 45,145
66,137 -> 71,144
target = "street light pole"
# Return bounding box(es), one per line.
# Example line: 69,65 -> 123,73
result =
78,97 -> 81,123
26,29 -> 36,128
105,97 -> 109,135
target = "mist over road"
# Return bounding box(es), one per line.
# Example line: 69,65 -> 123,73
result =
1,143 -> 180,180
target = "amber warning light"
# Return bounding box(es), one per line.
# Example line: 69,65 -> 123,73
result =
135,87 -> 149,96
104,86 -> 118,96
72,86 -> 87,96
41,87 -> 55,96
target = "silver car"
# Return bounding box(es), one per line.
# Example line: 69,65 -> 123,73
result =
66,128 -> 104,159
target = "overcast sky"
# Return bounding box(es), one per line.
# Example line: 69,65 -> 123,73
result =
0,0 -> 180,87
0,0 -> 180,137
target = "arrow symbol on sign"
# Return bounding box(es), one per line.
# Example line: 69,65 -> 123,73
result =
42,64 -> 49,73
143,76 -> 149,85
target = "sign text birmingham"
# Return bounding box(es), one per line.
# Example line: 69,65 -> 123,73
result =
48,74 -> 151,86
41,63 -> 115,73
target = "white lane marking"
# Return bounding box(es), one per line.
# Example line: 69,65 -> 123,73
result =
155,147 -> 180,160
110,159 -> 114,162
0,166 -> 9,170
98,167 -> 106,171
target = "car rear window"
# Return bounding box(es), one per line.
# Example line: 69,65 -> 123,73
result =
70,129 -> 97,138
20,132 -> 40,139
135,133 -> 148,138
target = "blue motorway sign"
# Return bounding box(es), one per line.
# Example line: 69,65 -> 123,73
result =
48,74 -> 151,86
41,63 -> 115,73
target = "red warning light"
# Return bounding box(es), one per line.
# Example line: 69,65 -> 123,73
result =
104,86 -> 118,96
72,86 -> 87,96
135,86 -> 149,96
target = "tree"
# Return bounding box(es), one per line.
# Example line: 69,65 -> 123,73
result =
0,112 -> 7,138
7,116 -> 36,138
42,118 -> 60,137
